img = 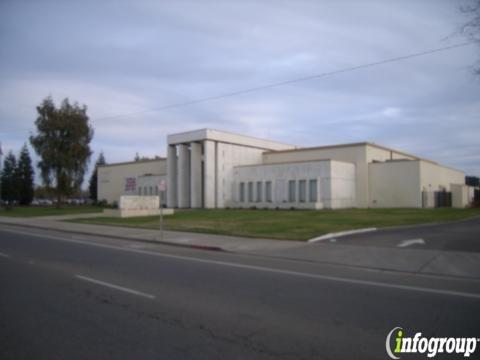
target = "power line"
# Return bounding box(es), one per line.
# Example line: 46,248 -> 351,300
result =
93,41 -> 477,122
1,40 -> 477,133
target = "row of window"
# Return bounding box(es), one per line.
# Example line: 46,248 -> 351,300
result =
239,181 -> 273,203
239,179 -> 318,203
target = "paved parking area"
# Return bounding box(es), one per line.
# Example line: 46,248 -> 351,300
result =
320,216 -> 480,252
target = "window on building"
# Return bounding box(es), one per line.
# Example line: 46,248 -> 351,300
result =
239,182 -> 245,202
256,181 -> 262,202
248,182 -> 254,202
288,180 -> 296,202
299,180 -> 306,202
149,186 -> 153,195
143,187 -> 147,196
265,181 -> 272,202
138,187 -> 142,195
155,187 -> 158,195
309,179 -> 318,202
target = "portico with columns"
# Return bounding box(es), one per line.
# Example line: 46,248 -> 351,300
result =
166,129 -> 295,209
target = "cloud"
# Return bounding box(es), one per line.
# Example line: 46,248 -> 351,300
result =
0,0 -> 479,186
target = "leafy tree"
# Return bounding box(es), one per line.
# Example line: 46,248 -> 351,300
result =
466,175 -> 480,187
17,144 -> 35,205
1,151 -> 19,205
34,185 -> 53,199
88,151 -> 106,202
30,96 -> 94,207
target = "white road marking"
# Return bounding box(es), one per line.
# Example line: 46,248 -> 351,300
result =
398,238 -> 425,248
308,228 -> 377,242
75,275 -> 156,299
2,227 -> 480,300
0,251 -> 11,258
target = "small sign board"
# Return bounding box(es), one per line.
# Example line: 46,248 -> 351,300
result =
157,180 -> 167,192
125,177 -> 136,192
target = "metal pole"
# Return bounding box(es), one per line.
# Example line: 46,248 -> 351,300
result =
159,191 -> 164,242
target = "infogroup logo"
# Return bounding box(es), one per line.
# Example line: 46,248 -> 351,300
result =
385,327 -> 479,359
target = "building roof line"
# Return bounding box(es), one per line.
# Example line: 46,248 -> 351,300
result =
207,128 -> 297,148
264,141 -> 438,164
99,158 -> 166,168
168,128 -> 297,148
234,158 -> 354,168
264,141 -> 369,154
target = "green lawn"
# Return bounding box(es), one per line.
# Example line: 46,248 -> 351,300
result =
0,205 -> 104,218
69,207 -> 480,241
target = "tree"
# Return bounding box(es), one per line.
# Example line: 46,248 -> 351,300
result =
466,175 -> 480,187
17,144 -> 35,205
30,97 -> 94,207
88,152 -> 106,202
1,151 -> 19,205
34,185 -> 53,199
460,0 -> 480,74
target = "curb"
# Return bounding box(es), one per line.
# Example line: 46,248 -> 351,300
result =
375,214 -> 480,232
308,228 -> 377,243
0,221 -> 225,252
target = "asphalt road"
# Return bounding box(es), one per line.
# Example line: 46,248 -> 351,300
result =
1,226 -> 479,360
318,216 -> 480,252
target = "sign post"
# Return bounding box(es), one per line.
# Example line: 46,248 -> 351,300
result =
157,180 -> 167,242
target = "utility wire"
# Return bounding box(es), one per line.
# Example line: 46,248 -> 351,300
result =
1,40 -> 477,133
94,41 -> 477,122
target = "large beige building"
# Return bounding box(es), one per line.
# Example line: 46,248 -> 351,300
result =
98,128 -> 471,209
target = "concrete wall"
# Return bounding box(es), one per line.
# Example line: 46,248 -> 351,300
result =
116,195 -> 160,217
263,144 -> 367,207
368,160 -> 466,208
98,159 -> 166,204
329,161 -> 357,208
451,184 -> 469,208
419,161 -> 465,193
368,160 -> 421,208
216,142 -> 265,208
232,160 -> 355,209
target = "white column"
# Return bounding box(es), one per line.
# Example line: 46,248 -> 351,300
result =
190,142 -> 202,208
167,145 -> 177,208
203,140 -> 216,208
177,144 -> 190,208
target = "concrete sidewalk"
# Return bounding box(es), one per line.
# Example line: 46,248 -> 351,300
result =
0,215 -> 301,252
1,215 -> 479,280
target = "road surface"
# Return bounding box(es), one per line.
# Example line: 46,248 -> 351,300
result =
1,225 -> 479,359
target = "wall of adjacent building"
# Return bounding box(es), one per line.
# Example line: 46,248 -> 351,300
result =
98,159 -> 166,204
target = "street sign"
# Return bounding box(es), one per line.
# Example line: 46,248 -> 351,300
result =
158,180 -> 166,192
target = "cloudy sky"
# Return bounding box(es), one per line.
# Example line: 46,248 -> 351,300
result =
1,0 -> 479,184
